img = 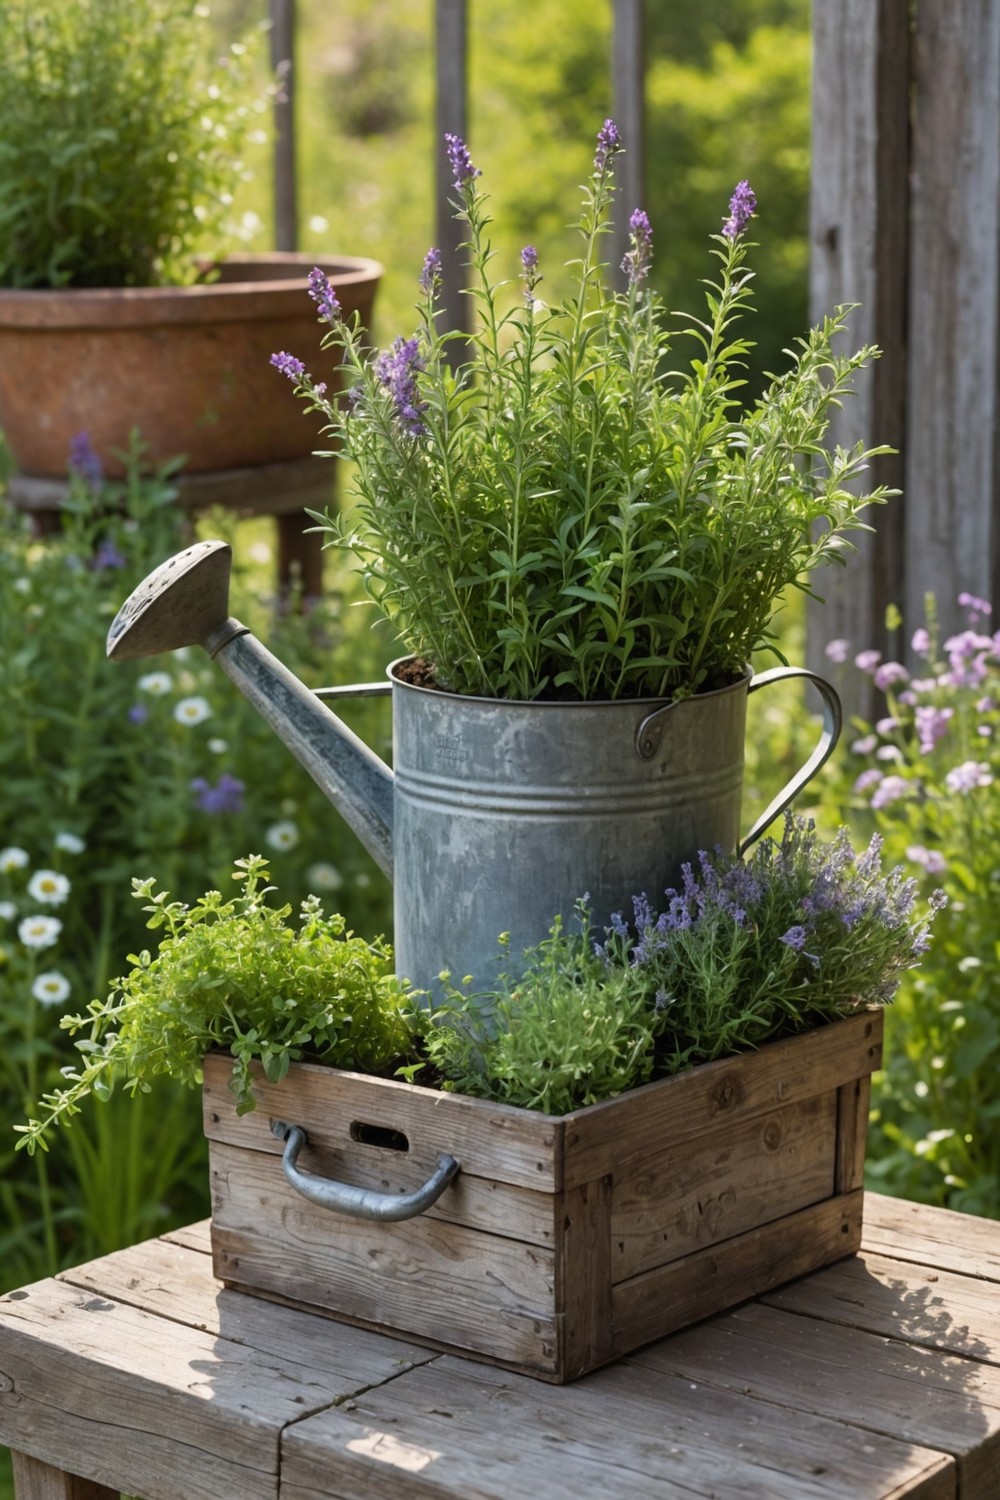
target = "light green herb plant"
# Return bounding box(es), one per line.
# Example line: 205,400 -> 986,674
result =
0,0 -> 269,288
278,120 -> 890,703
16,856 -> 414,1153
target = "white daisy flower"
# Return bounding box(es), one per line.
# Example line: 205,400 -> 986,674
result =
55,832 -> 86,854
13,577 -> 31,594
265,820 -> 299,852
174,696 -> 212,726
207,737 -> 228,754
0,847 -> 30,873
32,971 -> 71,1006
138,671 -> 173,696
307,862 -> 343,892
27,870 -> 71,906
0,901 -> 16,921
19,914 -> 62,950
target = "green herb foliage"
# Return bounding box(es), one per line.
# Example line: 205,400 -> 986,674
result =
423,816 -> 942,1113
289,125 -> 890,702
0,0 -> 269,288
823,595 -> 1000,1215
17,855 -> 413,1153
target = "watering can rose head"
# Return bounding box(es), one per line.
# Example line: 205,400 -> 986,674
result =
274,120 -> 893,705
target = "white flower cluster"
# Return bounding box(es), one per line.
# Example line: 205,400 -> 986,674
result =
0,838 -> 85,1008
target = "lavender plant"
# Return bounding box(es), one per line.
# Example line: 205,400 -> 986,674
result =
825,594 -> 1000,1215
423,814 -> 941,1112
276,121 -> 890,702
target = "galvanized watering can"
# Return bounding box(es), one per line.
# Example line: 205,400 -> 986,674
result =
108,540 -> 842,1002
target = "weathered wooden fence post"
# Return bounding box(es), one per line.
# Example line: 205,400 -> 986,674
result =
809,0 -> 1000,693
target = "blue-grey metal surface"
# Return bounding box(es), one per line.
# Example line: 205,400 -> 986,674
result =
272,1120 -> 459,1221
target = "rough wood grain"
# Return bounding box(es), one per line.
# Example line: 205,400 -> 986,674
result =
631,1297 -> 1000,1500
203,1052 -> 562,1193
764,1249 -> 1000,1365
210,1163 -> 558,1372
58,1234 -> 434,1392
9,1451 -> 117,1500
561,1012 -> 881,1189
611,1191 -> 864,1359
835,1073 -> 872,1193
0,1276 -> 338,1500
280,1353 -> 955,1500
555,1175 -> 612,1381
611,1091 -> 836,1281
863,1194 -> 1000,1282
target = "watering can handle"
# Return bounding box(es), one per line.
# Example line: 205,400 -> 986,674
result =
739,666 -> 843,856
271,1120 -> 460,1222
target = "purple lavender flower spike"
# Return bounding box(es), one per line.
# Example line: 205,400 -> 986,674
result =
520,244 -> 540,304
779,924 -> 808,950
270,351 -> 305,381
594,118 -> 622,173
722,179 -> 756,241
68,431 -> 103,490
420,247 -> 442,296
374,335 -> 427,437
622,208 -> 653,284
444,133 -> 480,190
521,245 -> 539,272
190,773 -> 246,815
307,267 -> 341,323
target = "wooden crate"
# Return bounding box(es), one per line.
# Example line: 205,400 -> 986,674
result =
203,1008 -> 882,1383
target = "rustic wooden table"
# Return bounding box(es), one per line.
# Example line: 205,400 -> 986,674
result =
1,1194 -> 998,1500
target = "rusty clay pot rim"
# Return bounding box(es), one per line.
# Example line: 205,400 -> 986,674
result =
0,252 -> 384,330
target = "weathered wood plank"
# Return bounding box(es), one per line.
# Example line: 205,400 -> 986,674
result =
611,1191 -> 863,1359
764,1248 -> 1000,1365
203,1052 -> 563,1193
210,1162 -> 559,1372
555,1175 -> 612,1381
835,1072 -> 872,1194
806,0 -> 909,700
631,1298 -> 1000,1500
160,1218 -> 212,1254
863,1193 -> 1000,1282
562,1011 -> 881,1190
905,0 -> 1000,631
58,1234 -> 434,1392
280,1353 -> 955,1500
9,1451 -> 116,1500
0,1275 -> 342,1500
611,1090 -> 836,1281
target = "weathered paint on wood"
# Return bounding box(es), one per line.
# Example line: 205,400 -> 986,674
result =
207,1012 -> 881,1380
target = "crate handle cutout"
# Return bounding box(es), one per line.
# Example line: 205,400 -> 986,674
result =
271,1119 -> 459,1222
350,1120 -> 410,1151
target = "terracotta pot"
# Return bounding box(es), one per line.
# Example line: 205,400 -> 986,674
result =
0,253 -> 382,478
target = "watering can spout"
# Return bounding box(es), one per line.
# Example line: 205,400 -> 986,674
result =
106,540 -> 394,878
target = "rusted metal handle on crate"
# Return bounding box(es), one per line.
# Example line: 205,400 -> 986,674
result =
271,1120 -> 460,1222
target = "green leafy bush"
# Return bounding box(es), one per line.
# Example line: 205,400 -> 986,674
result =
17,855 -> 413,1152
821,595 -> 1000,1215
0,0 -> 269,287
285,127 -> 887,703
422,815 -> 941,1113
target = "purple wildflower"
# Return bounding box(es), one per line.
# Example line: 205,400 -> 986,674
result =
944,760 -> 993,794
307,267 -> 341,323
622,208 -> 653,284
825,638 -> 851,664
911,627 -> 932,657
780,925 -> 808,950
852,767 -> 883,795
128,703 -> 149,726
68,431 -> 103,491
520,244 -> 540,305
870,775 -> 911,809
851,734 -> 878,755
958,591 -> 992,622
914,705 -> 954,755
270,351 -> 305,381
855,649 -> 882,675
90,539 -> 127,571
721,180 -> 756,241
444,133 -> 479,190
874,660 -> 909,693
907,844 -> 947,876
190,773 -> 246,815
374,335 -> 427,437
594,118 -> 621,173
420,247 -> 442,296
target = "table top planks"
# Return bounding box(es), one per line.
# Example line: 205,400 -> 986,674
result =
0,1193 -> 998,1500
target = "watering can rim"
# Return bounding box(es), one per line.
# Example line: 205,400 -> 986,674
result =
384,655 -> 754,710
